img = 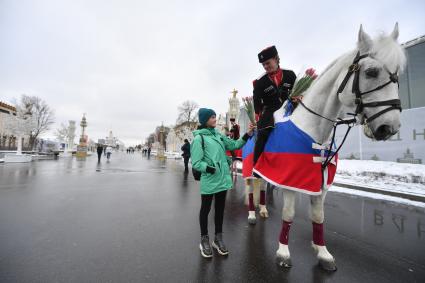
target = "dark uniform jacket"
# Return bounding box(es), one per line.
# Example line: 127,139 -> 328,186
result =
253,69 -> 296,129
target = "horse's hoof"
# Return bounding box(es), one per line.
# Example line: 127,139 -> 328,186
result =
259,211 -> 269,218
319,259 -> 337,271
276,255 -> 292,268
248,217 -> 257,225
259,205 -> 269,218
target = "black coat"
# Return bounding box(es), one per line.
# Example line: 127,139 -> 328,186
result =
97,146 -> 103,154
181,142 -> 190,158
253,69 -> 296,129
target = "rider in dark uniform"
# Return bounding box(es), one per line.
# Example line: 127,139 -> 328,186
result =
253,46 -> 297,167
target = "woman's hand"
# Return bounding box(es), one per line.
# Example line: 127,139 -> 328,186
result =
206,166 -> 216,174
247,123 -> 256,136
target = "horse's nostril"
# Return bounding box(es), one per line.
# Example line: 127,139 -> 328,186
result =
374,125 -> 392,140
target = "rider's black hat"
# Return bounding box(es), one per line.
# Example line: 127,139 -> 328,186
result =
258,46 -> 278,63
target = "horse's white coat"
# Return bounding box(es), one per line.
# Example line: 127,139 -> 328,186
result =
272,24 -> 405,268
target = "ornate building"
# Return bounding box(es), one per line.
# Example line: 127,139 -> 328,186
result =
216,114 -> 227,135
105,130 -> 125,149
165,121 -> 196,153
0,101 -> 31,151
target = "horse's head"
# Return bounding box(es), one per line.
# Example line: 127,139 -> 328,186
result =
338,23 -> 406,141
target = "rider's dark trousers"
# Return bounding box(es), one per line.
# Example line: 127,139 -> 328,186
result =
253,127 -> 273,165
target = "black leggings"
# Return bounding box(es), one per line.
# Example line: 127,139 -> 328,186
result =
199,190 -> 227,236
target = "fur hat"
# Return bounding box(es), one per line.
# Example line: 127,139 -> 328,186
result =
258,46 -> 278,63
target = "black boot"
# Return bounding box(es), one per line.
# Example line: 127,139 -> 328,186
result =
199,235 -> 213,258
212,233 -> 229,256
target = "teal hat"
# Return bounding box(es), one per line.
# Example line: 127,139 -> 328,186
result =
198,108 -> 216,126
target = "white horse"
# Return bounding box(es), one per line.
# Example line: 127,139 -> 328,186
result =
257,24 -> 405,271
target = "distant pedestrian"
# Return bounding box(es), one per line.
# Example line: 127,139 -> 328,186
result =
97,144 -> 103,163
106,146 -> 113,161
147,147 -> 151,158
229,118 -> 240,161
181,139 -> 191,172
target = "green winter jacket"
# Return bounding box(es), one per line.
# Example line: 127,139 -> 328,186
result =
191,127 -> 247,195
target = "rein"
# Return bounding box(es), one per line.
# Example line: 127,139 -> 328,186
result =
297,51 -> 401,169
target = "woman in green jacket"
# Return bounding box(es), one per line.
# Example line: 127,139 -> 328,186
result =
191,108 -> 254,258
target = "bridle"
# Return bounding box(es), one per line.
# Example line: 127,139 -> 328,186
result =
336,51 -> 401,124
297,51 -> 401,169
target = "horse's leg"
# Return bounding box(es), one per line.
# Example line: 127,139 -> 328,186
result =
259,180 -> 269,218
310,189 -> 337,271
276,190 -> 296,268
246,179 -> 256,225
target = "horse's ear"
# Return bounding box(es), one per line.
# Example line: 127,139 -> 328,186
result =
357,24 -> 373,53
391,22 -> 399,41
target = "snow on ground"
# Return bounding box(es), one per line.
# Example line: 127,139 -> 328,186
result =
336,159 -> 425,197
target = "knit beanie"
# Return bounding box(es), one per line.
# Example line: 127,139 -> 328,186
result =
198,108 -> 216,127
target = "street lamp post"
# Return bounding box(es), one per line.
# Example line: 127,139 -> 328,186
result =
76,114 -> 88,160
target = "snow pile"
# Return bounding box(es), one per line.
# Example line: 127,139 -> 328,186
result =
335,159 -> 425,197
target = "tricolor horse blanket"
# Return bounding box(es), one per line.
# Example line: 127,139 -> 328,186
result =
242,103 -> 337,195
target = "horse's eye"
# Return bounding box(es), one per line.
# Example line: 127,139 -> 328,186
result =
365,67 -> 379,78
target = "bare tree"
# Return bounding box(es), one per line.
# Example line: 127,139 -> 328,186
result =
176,100 -> 199,125
54,123 -> 69,143
19,95 -> 55,149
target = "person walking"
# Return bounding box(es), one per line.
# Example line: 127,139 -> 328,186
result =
191,108 -> 254,258
96,144 -> 104,163
181,139 -> 191,172
147,146 -> 151,158
106,146 -> 113,161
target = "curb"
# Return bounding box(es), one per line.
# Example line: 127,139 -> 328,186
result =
332,182 -> 425,203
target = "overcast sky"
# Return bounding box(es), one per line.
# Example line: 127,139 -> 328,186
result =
1,0 -> 424,145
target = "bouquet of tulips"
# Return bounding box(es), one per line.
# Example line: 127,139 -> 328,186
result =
290,68 -> 318,98
242,96 -> 256,125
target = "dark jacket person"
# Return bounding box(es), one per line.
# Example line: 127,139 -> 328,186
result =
181,139 -> 191,172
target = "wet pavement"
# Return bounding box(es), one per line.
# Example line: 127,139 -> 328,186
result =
0,153 -> 424,283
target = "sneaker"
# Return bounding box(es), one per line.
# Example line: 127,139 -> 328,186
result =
199,235 -> 213,258
212,233 -> 229,256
